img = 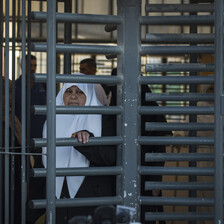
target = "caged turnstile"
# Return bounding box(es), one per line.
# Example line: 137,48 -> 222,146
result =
0,0 -> 223,224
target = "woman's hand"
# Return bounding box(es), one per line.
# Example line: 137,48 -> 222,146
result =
72,131 -> 90,144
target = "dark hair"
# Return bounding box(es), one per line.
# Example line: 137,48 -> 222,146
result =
25,54 -> 36,61
80,58 -> 96,69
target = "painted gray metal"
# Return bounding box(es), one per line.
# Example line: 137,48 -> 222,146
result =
117,0 -> 141,219
214,0 -> 224,223
46,0 -> 57,223
33,73 -> 123,84
4,0 -> 10,223
0,0 -> 3,221
145,4 -> 214,13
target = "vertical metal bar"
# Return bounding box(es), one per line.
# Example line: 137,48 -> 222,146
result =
10,0 -> 17,223
17,0 -> 21,40
64,0 -> 72,74
189,1 -> 198,221
4,0 -> 10,222
0,0 -> 3,221
21,0 -> 27,222
46,0 -> 56,223
26,3 -> 32,221
214,0 -> 223,223
117,0 -> 141,221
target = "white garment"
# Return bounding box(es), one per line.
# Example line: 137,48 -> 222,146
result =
42,76 -> 102,199
94,84 -> 109,106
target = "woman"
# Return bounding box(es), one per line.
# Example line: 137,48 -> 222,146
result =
42,79 -> 116,223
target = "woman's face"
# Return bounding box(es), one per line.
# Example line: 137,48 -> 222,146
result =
63,85 -> 86,106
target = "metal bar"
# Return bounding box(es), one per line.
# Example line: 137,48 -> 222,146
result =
145,63 -> 214,72
31,166 -> 123,177
214,0 -> 224,223
140,46 -> 214,55
145,153 -> 214,162
145,93 -> 214,101
139,75 -> 214,85
32,73 -> 123,84
138,136 -> 214,145
26,2 -> 32,224
33,105 -> 122,115
33,136 -> 123,148
117,0 -> 141,219
10,0 -> 16,222
31,43 -> 122,54
145,4 -> 214,13
145,122 -> 214,131
64,0 -> 72,75
140,15 -> 214,25
30,196 -> 123,209
146,182 -> 214,191
21,0 -> 26,222
46,0 -> 57,223
0,0 -> 3,220
145,212 -> 213,221
140,196 -> 213,206
31,11 -> 122,24
145,34 -> 214,44
4,0 -> 10,222
139,166 -> 214,176
139,106 -> 214,115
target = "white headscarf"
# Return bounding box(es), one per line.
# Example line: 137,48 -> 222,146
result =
42,77 -> 102,199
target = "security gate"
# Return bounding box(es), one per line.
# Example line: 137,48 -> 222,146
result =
1,0 -> 223,224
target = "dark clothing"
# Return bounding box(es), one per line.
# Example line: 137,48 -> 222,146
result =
15,75 -> 47,223
141,84 -> 172,224
1,124 -> 21,224
15,75 -> 46,139
56,114 -> 117,224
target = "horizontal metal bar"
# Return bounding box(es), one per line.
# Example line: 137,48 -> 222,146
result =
140,46 -> 214,55
145,212 -> 213,221
145,63 -> 214,72
30,196 -> 123,209
145,93 -> 214,101
145,153 -> 214,162
33,136 -> 123,148
145,34 -> 214,44
140,15 -> 214,25
146,181 -> 214,191
139,166 -> 214,176
31,11 -> 122,24
31,43 -> 122,54
139,75 -> 214,85
139,136 -> 214,145
140,196 -> 213,206
32,73 -> 123,85
145,122 -> 214,131
139,106 -> 214,115
145,4 -> 214,13
31,166 -> 123,177
33,105 -> 122,115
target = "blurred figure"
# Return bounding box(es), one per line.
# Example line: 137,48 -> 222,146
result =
79,58 -> 110,106
1,77 -> 21,224
15,54 -> 46,139
15,54 -> 46,223
79,58 -> 96,75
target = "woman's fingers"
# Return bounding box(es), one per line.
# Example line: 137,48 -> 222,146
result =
72,131 -> 90,144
